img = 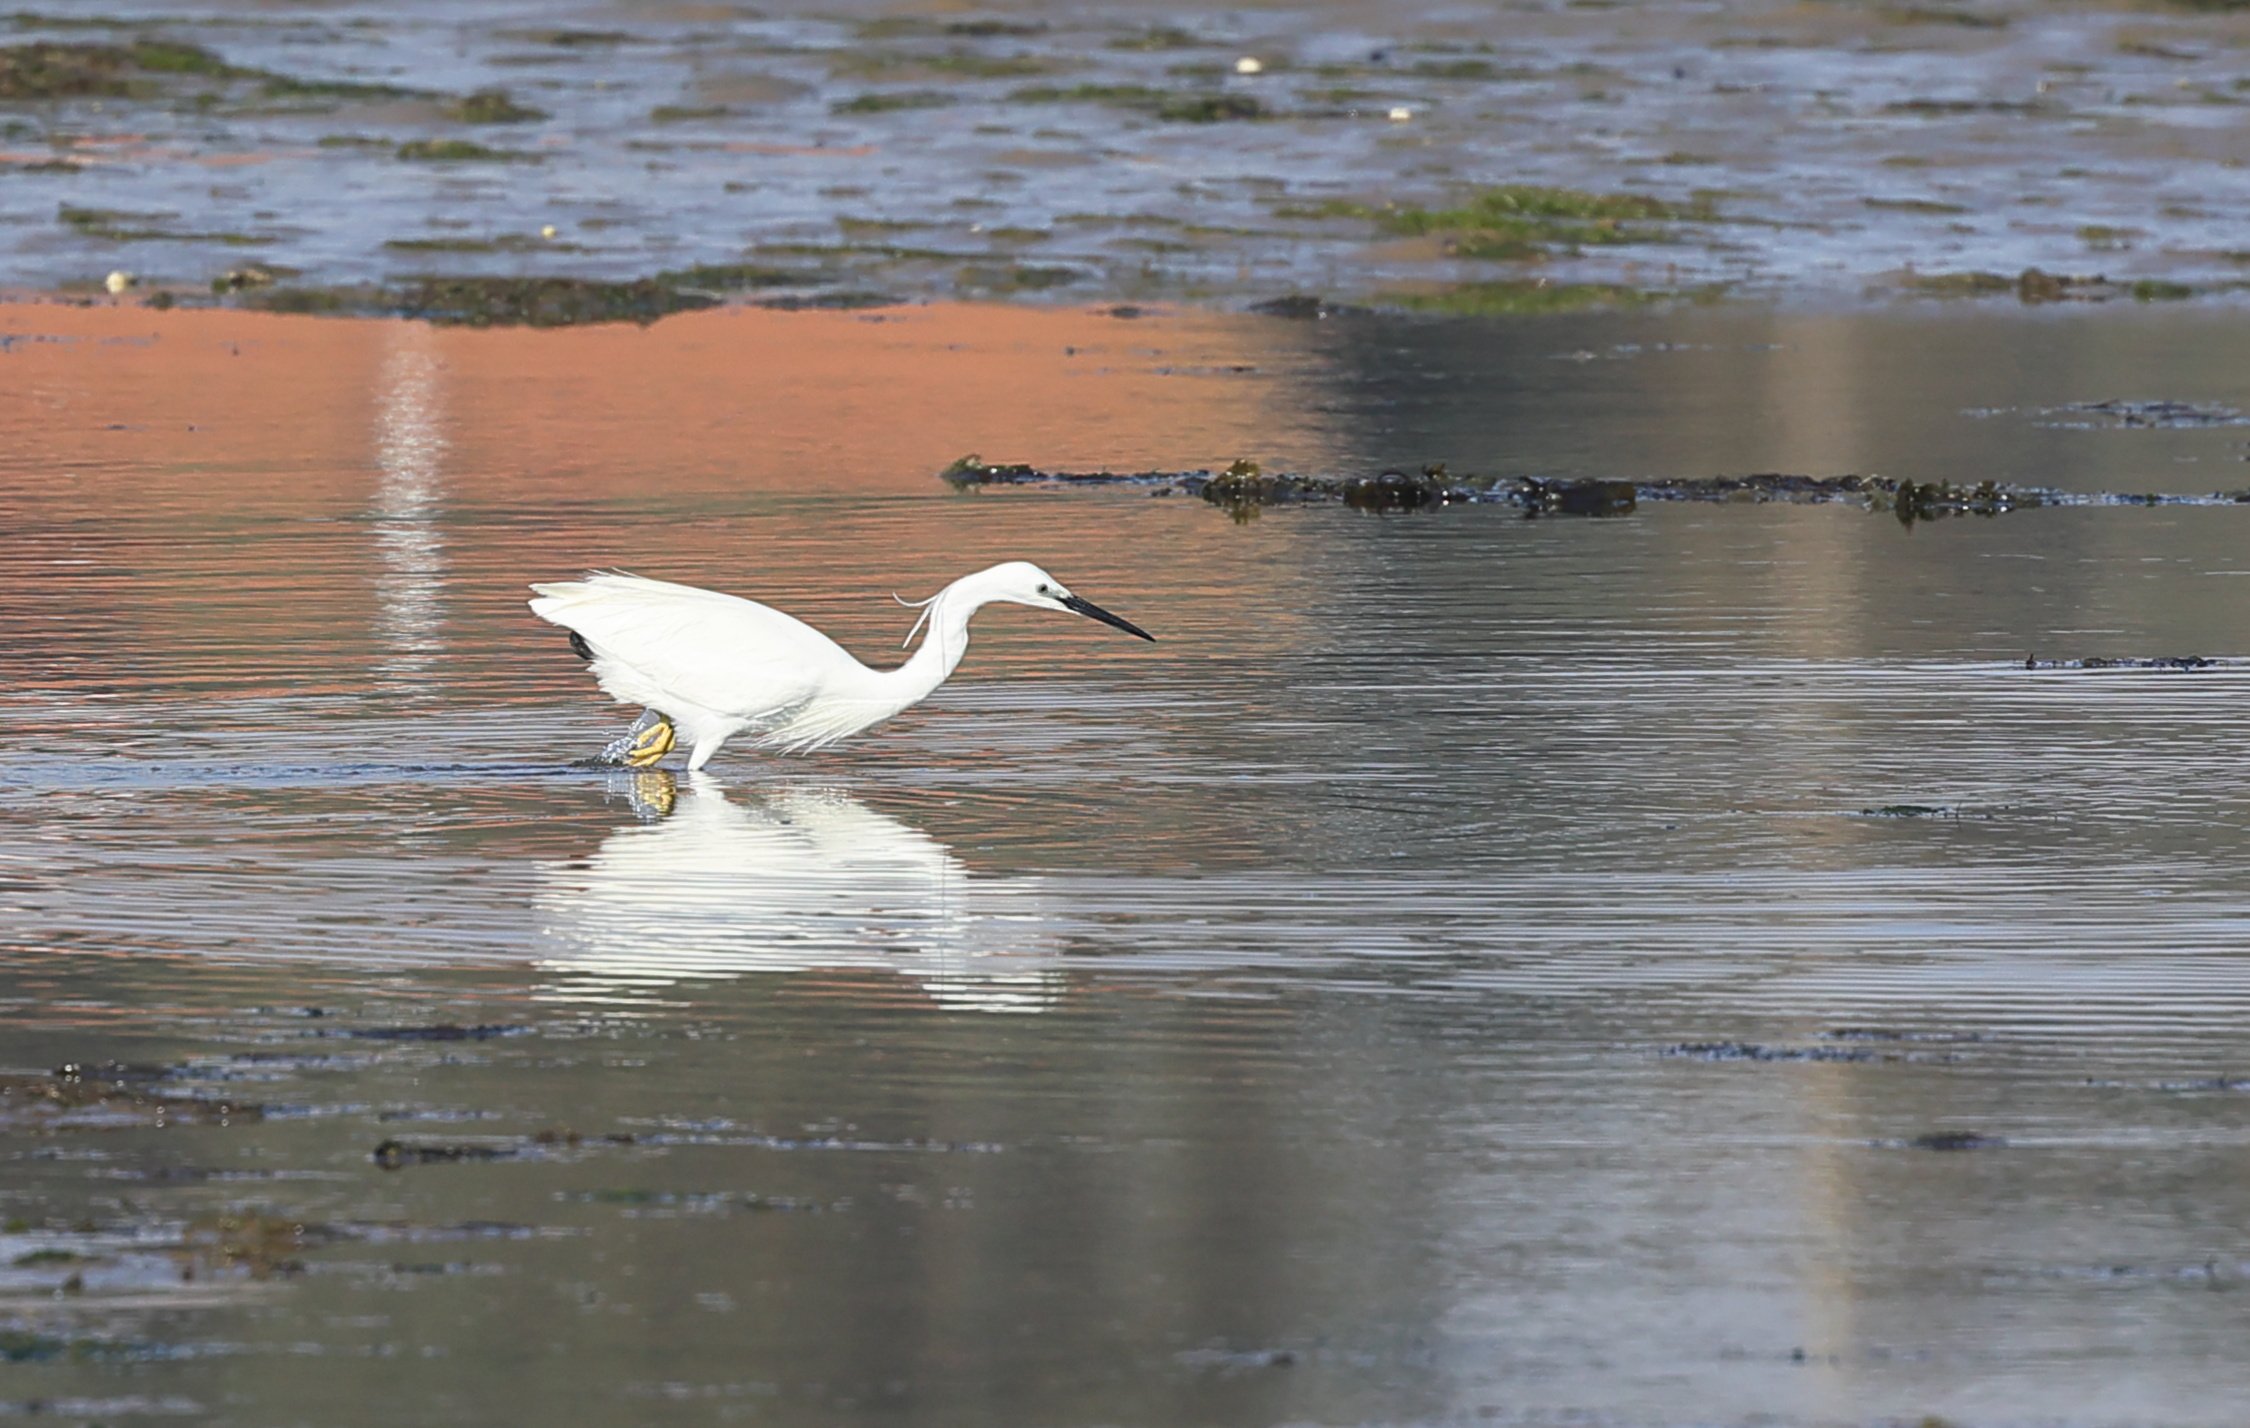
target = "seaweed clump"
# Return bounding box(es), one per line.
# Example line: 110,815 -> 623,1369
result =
0,39 -> 247,98
1285,184 -> 1714,259
2023,655 -> 2220,671
0,1061 -> 258,1130
0,39 -> 421,104
1199,459 -> 1514,513
398,276 -> 720,328
446,88 -> 544,123
1879,478 -> 2021,524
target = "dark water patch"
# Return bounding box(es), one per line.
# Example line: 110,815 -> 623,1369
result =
1247,293 -> 1371,320
1857,803 -> 1965,818
340,1023 -> 530,1043
1175,1345 -> 1300,1372
1883,1131 -> 2008,1151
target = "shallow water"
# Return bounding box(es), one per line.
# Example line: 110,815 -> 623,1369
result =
9,299 -> 2250,1425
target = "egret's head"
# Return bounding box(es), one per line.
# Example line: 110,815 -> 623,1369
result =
988,561 -> 1155,641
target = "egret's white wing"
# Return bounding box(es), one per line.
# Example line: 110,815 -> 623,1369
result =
528,572 -> 860,719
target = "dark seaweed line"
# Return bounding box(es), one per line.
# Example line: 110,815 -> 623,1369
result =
939,456 -> 2250,519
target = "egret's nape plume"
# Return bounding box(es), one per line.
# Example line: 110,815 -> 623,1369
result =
530,562 -> 1154,771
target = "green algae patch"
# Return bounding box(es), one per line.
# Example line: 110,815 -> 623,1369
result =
835,49 -> 1059,81
400,275 -> 720,327
958,261 -> 1082,292
1895,267 -> 2227,304
229,275 -> 736,326
396,138 -> 537,162
653,261 -> 829,291
1282,184 -> 1714,258
0,38 -> 433,105
857,16 -> 1048,40
1008,82 -> 1264,121
240,285 -> 359,315
447,87 -> 545,123
384,232 -> 581,254
60,201 -> 272,245
1384,278 -> 1684,316
1108,25 -> 1207,51
2131,278 -> 2197,301
0,38 -> 243,97
833,89 -> 957,114
1155,92 -> 1262,122
1898,269 -> 2017,297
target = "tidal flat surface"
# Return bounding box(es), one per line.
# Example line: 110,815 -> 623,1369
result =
5,0 -> 2250,305
9,298 -> 2250,1425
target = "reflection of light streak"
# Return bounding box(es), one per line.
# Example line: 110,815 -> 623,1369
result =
533,773 -> 1064,1013
370,326 -> 446,689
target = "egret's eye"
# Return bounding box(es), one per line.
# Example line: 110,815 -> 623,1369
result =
1038,584 -> 1053,595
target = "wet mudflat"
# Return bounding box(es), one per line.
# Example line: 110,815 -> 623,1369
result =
10,297 -> 2250,1425
6,0 -> 2250,309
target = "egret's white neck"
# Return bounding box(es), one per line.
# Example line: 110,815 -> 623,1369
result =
878,574 -> 989,711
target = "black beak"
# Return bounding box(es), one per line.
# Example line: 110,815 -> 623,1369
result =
1061,592 -> 1155,642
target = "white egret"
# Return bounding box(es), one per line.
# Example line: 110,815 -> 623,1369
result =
528,562 -> 1154,770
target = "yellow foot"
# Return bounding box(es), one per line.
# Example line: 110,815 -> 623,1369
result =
623,714 -> 675,768
597,710 -> 677,768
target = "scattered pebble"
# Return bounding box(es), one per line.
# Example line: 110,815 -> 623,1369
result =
1234,56 -> 1263,75
1387,106 -> 1413,122
103,270 -> 134,295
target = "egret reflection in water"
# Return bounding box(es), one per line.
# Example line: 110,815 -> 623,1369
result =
533,772 -> 1064,1012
